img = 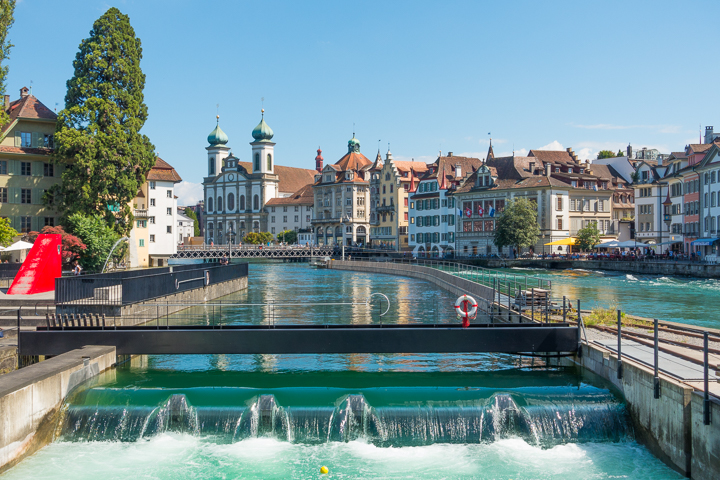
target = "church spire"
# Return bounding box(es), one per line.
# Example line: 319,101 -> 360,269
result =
487,138 -> 495,160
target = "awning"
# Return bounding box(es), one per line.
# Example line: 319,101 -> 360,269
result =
691,238 -> 719,246
595,241 -> 620,248
3,240 -> 33,251
544,237 -> 576,246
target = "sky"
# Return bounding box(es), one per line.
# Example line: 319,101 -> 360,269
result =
8,0 -> 720,204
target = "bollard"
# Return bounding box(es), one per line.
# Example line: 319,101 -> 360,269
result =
704,332 -> 712,425
576,300 -> 582,358
617,309 -> 623,379
563,296 -> 567,323
654,318 -> 660,399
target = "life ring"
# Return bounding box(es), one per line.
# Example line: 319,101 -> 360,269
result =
455,294 -> 477,318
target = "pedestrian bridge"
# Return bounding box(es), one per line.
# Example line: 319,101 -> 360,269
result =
19,322 -> 580,356
172,245 -> 336,260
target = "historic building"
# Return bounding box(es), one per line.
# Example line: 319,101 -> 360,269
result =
202,112 -> 316,244
0,87 -> 63,233
312,135 -> 372,246
408,153 -> 482,257
264,183 -> 314,238
370,149 -> 427,250
697,143 -> 720,256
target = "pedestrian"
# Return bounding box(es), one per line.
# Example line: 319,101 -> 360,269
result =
73,262 -> 82,276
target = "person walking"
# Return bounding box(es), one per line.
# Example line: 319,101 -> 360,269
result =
73,262 -> 82,276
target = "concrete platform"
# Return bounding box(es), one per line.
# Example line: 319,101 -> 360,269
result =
0,289 -> 54,306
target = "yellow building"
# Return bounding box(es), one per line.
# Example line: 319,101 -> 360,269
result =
0,87 -> 63,233
370,149 -> 427,250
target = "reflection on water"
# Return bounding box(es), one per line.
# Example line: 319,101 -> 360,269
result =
509,267 -> 720,328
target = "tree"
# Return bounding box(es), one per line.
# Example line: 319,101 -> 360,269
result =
575,222 -> 602,251
27,226 -> 86,265
243,232 -> 274,244
0,216 -> 17,246
48,7 -> 155,235
493,198 -> 540,254
65,213 -> 121,271
277,229 -> 297,244
0,1 -> 14,126
617,149 -> 624,157
183,207 -> 200,237
597,150 -> 616,159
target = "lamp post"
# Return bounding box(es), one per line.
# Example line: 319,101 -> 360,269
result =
228,226 -> 236,260
662,189 -> 672,257
542,232 -> 545,258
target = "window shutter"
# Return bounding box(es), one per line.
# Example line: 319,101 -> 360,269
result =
14,131 -> 20,147
12,216 -> 19,231
32,161 -> 42,177
31,216 -> 39,233
8,160 -> 16,175
9,188 -> 18,204
32,188 -> 41,205
31,132 -> 39,148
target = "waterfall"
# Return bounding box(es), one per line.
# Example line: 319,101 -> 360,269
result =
59,391 -> 632,447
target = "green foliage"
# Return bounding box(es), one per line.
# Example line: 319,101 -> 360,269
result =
630,170 -> 640,183
616,149 -> 624,157
48,7 -> 155,235
0,216 -> 17,246
493,198 -> 540,251
243,232 -> 273,244
27,226 -> 86,265
65,213 -> 121,271
596,150 -> 616,159
0,1 -> 14,126
276,229 -> 297,244
584,304 -> 626,327
183,208 -> 200,237
575,222 -> 601,251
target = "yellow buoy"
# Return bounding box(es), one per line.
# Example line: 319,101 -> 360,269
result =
320,466 -> 329,474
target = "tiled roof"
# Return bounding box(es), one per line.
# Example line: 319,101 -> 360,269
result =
335,151 -> 373,171
1,93 -> 56,136
265,183 -> 315,206
585,163 -> 613,180
486,156 -> 534,180
393,161 -> 428,173
419,155 -> 483,182
235,161 -> 318,193
688,144 -> 713,154
147,157 -> 183,183
528,149 -> 577,165
454,171 -> 567,194
0,145 -> 51,156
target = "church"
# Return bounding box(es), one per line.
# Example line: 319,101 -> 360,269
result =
202,111 -> 317,244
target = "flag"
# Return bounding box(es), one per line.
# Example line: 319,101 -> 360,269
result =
478,205 -> 484,216
489,207 -> 495,217
465,208 -> 472,218
456,207 -> 462,217
593,185 -> 598,191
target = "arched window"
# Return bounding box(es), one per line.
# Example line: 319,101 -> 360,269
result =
217,196 -> 223,212
253,194 -> 259,210
254,153 -> 260,172
209,158 -> 215,175
267,153 -> 272,170
240,195 -> 245,210
227,192 -> 235,211
253,220 -> 260,232
207,197 -> 213,212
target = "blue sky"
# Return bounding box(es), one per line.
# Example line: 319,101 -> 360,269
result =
9,0 -> 719,204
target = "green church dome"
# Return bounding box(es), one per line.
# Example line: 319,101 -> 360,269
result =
207,116 -> 229,146
252,109 -> 274,142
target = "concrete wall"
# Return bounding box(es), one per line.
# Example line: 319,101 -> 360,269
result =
0,345 -> 116,473
560,343 -> 719,479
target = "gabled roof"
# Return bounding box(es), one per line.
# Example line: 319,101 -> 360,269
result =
393,161 -> 428,174
265,183 -> 315,206
233,161 -> 318,193
528,149 -> 577,165
147,157 -> 183,183
486,156 -> 534,180
687,143 -> 713,154
419,155 -> 483,182
334,151 -> 373,171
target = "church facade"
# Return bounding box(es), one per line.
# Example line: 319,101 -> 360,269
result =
202,111 -> 316,244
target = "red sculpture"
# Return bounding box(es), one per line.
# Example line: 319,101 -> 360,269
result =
7,234 -> 62,295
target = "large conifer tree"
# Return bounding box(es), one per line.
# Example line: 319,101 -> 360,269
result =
49,7 -> 155,234
0,1 -> 15,126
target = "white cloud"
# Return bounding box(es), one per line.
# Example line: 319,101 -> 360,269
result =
393,155 -> 438,164
496,148 -> 528,157
537,141 -> 564,151
576,147 -> 595,161
571,123 -> 683,134
175,181 -> 203,206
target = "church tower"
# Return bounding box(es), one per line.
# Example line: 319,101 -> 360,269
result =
206,116 -> 230,176
250,109 -> 275,175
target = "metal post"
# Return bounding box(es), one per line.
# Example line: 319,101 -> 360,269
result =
507,283 -> 511,321
16,308 -> 20,369
531,287 -> 534,322
617,309 -> 623,379
577,299 -> 582,357
704,332 -> 711,425
652,318 -> 660,398
563,296 -> 566,323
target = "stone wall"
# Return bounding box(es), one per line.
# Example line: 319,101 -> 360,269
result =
0,346 -> 116,473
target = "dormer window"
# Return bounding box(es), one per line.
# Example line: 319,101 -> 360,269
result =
346,171 -> 354,180
568,168 -> 573,174
555,167 -> 560,173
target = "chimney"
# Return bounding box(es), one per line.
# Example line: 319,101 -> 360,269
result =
705,126 -> 714,144
447,152 -> 453,157
566,147 -> 578,162
627,143 -> 633,158
545,163 -> 551,177
3,95 -> 8,112
19,86 -> 29,98
455,163 -> 461,178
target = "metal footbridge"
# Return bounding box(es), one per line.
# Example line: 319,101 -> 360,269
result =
172,245 -> 335,260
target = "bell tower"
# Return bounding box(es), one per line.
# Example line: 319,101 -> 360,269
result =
250,109 -> 275,175
206,116 -> 230,176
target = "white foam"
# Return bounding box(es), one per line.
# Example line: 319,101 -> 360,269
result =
626,274 -> 638,281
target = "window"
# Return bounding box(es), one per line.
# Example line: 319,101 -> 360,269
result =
43,134 -> 53,148
254,153 -> 260,172
0,188 -> 6,203
294,215 -> 299,222
207,197 -> 213,212
150,181 -> 156,189
136,220 -> 147,228
167,190 -> 172,198
21,162 -> 31,176
0,161 -> 5,175
20,216 -> 31,233
43,163 -> 54,177
150,198 -> 156,207
20,132 -> 31,147
271,227 -> 276,234
228,193 -> 235,210
556,196 -> 563,211
283,216 -> 287,222
267,153 -> 272,170
44,217 -> 54,227
217,196 -> 223,211
254,195 -> 259,210
271,216 -> 275,222
139,239 -> 145,247
167,226 -> 172,234
21,188 -> 31,204
557,217 -> 563,230
150,234 -> 155,242
149,216 -> 155,224
166,207 -> 172,215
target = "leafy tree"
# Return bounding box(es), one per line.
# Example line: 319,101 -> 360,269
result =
183,207 -> 200,237
0,216 -> 17,246
65,213 -> 121,271
0,1 -> 14,125
575,222 -> 601,251
597,150 -> 616,159
277,229 -> 297,244
27,226 -> 86,265
48,7 -> 155,235
243,232 -> 274,244
630,170 -> 640,184
493,198 -> 540,253
617,149 -> 624,157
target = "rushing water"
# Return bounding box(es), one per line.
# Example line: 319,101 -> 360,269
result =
508,266 -> 720,328
1,263 -> 683,479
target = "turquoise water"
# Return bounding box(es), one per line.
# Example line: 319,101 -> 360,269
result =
1,263 -> 684,479
508,267 -> 720,328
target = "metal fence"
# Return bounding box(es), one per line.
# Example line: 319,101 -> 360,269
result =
55,263 -> 248,306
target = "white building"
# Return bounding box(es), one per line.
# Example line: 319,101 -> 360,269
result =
697,143 -> 720,255
146,158 -> 182,266
177,211 -> 195,245
202,112 -> 317,244
265,183 -> 314,238
633,161 -> 669,245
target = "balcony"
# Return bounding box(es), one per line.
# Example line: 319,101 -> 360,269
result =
377,204 -> 396,213
134,209 -> 148,218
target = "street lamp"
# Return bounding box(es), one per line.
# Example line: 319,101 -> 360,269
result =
541,232 -> 545,258
341,215 -> 349,260
228,225 -> 236,260
662,189 -> 672,257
